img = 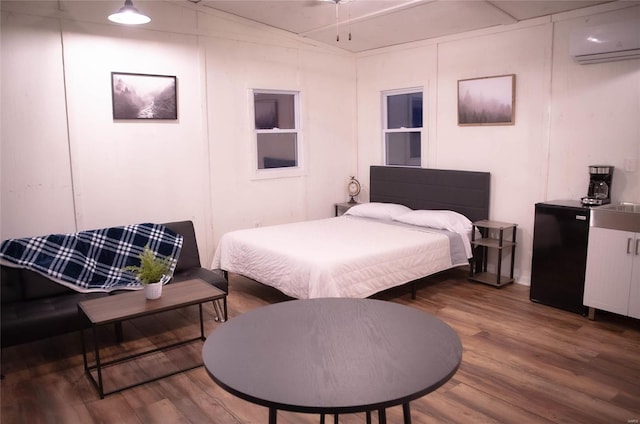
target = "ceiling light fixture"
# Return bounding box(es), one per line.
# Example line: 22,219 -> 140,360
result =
108,0 -> 151,25
330,0 -> 351,42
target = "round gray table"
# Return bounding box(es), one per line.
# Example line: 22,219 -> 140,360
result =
202,298 -> 462,423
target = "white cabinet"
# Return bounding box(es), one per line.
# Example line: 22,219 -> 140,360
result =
584,227 -> 640,319
629,242 -> 640,319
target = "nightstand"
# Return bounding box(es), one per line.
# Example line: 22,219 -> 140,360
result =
335,202 -> 358,217
469,220 -> 517,287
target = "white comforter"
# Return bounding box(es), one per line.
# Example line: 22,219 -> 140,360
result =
211,216 -> 466,299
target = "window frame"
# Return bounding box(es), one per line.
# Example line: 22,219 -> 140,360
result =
252,89 -> 303,179
382,87 -> 424,167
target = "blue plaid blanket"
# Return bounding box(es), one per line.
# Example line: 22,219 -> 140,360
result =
0,223 -> 183,293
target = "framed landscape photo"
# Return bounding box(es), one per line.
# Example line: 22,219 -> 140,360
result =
458,74 -> 515,126
111,72 -> 177,120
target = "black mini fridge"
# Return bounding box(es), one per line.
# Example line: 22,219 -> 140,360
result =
530,201 -> 590,315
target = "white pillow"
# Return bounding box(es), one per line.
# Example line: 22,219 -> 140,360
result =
393,210 -> 472,234
344,202 -> 412,221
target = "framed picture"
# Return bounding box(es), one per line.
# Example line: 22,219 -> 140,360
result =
111,72 -> 177,120
457,74 -> 515,126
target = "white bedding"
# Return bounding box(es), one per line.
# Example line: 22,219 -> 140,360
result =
212,215 -> 470,299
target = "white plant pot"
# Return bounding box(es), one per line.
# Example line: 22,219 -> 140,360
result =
144,281 -> 163,300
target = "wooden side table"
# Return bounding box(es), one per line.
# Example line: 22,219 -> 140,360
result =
469,220 -> 517,287
335,202 -> 358,216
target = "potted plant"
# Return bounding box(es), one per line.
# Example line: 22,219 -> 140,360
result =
123,245 -> 172,299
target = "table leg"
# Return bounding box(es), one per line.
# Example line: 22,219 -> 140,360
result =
212,300 -> 221,322
366,411 -> 372,424
80,329 -> 88,371
199,304 -> 205,341
319,414 -> 338,424
403,403 -> 412,424
93,325 -> 104,399
222,297 -> 228,322
378,408 -> 387,424
269,408 -> 277,424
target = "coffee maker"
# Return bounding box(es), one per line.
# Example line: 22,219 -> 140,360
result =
581,165 -> 614,206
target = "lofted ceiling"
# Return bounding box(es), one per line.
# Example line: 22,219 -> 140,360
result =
193,0 -> 616,52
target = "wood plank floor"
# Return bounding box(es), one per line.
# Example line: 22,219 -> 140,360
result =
2,268 -> 639,423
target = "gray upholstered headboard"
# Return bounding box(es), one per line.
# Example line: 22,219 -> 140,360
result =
369,166 -> 490,223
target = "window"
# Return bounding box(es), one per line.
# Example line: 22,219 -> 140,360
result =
254,90 -> 300,170
383,89 -> 423,167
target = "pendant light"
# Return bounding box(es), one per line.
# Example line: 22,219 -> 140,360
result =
108,0 -> 151,25
331,0 -> 351,42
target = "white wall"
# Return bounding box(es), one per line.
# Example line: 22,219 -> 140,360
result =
0,1 -> 356,265
548,9 -> 640,202
200,27 -> 356,251
1,1 -> 638,285
356,4 -> 640,285
62,22 -> 208,230
1,12 -> 77,237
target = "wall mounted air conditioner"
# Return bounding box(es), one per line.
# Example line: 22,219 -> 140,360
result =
569,19 -> 640,64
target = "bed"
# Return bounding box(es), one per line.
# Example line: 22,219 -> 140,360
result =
212,166 -> 490,299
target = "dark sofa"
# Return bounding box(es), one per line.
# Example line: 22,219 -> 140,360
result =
1,220 -> 227,348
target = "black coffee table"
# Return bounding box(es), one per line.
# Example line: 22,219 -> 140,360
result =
202,298 -> 462,423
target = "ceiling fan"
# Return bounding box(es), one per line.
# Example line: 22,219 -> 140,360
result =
319,0 -> 352,41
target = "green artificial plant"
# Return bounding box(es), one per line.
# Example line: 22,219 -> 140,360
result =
122,245 -> 172,285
